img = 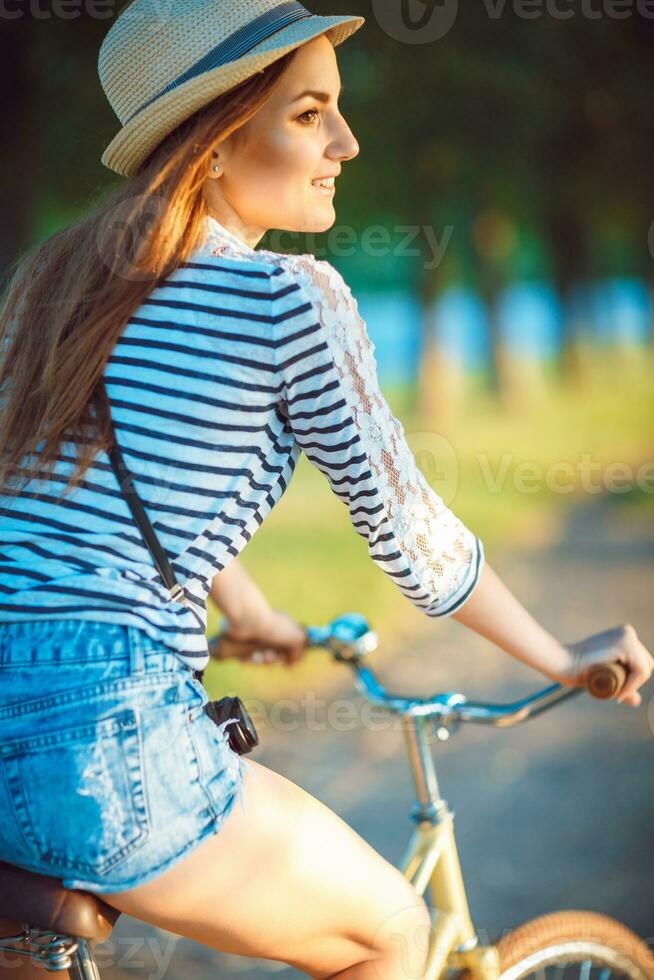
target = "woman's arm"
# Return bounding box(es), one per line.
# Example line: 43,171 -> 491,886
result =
208,558 -> 273,634
269,256 -> 483,619
452,561 -> 653,706
208,560 -> 307,666
451,561 -> 571,680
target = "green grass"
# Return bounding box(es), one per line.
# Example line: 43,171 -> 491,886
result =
203,348 -> 654,702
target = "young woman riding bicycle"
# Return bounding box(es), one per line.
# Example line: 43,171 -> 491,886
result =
0,1 -> 651,977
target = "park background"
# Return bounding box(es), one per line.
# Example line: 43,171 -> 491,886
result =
2,1 -> 653,975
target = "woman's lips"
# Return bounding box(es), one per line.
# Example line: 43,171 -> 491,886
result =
311,177 -> 336,196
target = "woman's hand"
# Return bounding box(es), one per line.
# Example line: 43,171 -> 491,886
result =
209,609 -> 308,669
554,624 -> 653,706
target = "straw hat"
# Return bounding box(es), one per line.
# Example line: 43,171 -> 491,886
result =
98,0 -> 365,178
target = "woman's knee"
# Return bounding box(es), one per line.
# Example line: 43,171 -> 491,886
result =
368,888 -> 432,977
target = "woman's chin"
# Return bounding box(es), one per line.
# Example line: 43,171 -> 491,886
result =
301,207 -> 336,234
275,203 -> 336,238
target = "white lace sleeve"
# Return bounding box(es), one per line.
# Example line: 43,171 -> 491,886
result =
269,253 -> 484,616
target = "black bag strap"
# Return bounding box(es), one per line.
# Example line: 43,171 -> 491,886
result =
101,383 -> 188,608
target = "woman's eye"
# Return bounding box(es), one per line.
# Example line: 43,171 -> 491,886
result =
297,108 -> 320,126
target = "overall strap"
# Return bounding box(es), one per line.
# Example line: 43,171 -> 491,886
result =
106,438 -> 187,605
100,381 -> 187,606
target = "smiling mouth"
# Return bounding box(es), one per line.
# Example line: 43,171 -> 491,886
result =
311,177 -> 336,195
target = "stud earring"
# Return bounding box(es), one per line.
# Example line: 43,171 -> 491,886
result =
213,165 -> 221,173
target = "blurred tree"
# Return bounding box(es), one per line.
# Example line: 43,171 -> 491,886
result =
0,17 -> 36,280
4,0 -> 654,368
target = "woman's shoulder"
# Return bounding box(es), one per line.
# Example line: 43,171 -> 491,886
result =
191,217 -> 357,317
255,246 -> 355,310
196,216 -> 352,293
256,244 -> 340,277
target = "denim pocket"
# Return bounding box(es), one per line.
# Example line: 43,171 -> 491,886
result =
0,708 -> 150,877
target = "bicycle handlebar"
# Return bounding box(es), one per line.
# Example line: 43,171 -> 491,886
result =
586,661 -> 627,698
301,614 -> 629,729
207,612 -> 628,731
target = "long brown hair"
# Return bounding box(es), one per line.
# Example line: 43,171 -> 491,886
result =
0,52 -> 295,503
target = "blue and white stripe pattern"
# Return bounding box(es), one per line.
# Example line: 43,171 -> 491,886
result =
0,215 -> 484,669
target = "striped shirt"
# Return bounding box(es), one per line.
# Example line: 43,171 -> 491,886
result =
0,214 -> 484,668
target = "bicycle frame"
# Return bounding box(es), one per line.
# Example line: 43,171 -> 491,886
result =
355,664 -> 585,980
304,616 -> 588,980
399,709 -> 500,979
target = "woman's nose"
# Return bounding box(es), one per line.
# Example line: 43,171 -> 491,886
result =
343,132 -> 360,162
331,118 -> 360,163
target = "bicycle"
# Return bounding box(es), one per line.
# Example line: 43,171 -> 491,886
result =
0,612 -> 652,979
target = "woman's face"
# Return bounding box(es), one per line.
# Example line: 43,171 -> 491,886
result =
204,34 -> 360,248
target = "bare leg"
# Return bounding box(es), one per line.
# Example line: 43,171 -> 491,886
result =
98,758 -> 431,978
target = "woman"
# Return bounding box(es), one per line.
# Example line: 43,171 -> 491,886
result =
0,1 -> 651,977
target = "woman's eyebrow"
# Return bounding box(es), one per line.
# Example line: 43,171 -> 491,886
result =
290,84 -> 345,104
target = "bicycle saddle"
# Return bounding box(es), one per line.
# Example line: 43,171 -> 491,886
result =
0,860 -> 120,940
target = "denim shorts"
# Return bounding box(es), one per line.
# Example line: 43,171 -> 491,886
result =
0,618 -> 248,894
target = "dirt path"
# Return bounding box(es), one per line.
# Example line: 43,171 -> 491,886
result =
102,495 -> 654,979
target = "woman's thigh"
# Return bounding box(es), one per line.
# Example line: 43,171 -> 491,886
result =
98,756 -> 431,978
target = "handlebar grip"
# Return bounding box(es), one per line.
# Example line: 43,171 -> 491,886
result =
586,662 -> 627,700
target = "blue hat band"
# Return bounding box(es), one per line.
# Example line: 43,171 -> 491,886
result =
125,1 -> 314,126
